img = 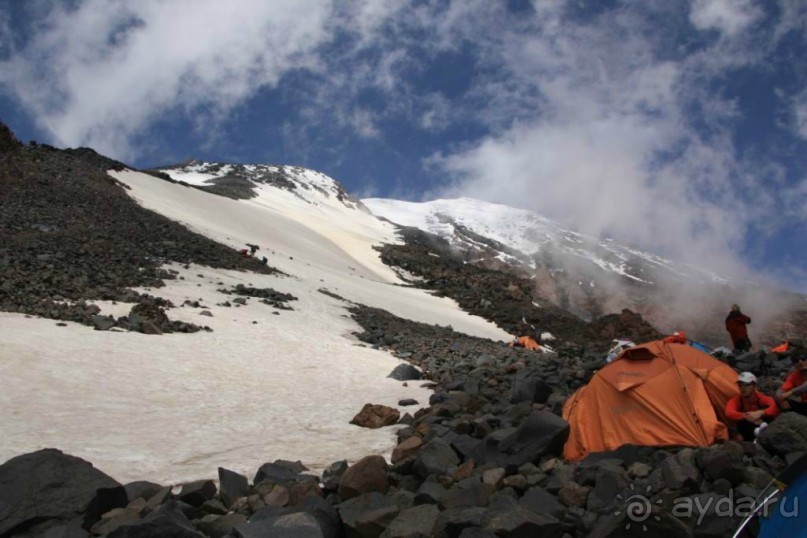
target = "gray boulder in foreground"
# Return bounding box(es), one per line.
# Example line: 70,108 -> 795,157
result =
0,448 -> 123,536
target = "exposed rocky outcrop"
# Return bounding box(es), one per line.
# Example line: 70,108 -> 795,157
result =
0,123 -> 282,332
376,227 -> 598,347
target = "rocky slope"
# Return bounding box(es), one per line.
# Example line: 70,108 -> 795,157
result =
0,127 -> 278,333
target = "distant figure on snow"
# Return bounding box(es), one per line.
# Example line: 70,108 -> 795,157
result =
726,372 -> 779,441
725,304 -> 752,353
246,243 -> 259,256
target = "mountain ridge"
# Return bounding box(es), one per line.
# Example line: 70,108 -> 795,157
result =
149,158 -> 806,348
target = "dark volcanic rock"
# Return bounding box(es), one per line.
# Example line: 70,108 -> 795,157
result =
388,363 -> 423,381
0,122 -> 22,153
0,448 -> 123,536
757,412 -> 807,456
106,501 -> 205,537
375,226 -> 591,344
0,126 -> 283,328
338,455 -> 390,501
584,309 -> 662,348
474,411 -> 569,467
218,467 -> 249,508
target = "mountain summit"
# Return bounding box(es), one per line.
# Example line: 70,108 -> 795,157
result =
155,159 -> 365,210
148,157 -> 806,348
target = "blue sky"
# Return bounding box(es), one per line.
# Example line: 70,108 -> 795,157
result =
1,0 -> 806,293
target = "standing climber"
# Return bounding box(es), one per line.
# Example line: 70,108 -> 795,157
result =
725,304 -> 752,353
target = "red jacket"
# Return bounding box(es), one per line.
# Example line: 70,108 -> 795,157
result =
781,370 -> 807,403
725,311 -> 751,342
663,332 -> 687,344
725,391 -> 779,421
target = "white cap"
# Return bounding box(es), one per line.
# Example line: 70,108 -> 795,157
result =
737,372 -> 757,384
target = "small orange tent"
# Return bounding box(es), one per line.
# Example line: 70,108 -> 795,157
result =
562,339 -> 740,461
509,336 -> 542,350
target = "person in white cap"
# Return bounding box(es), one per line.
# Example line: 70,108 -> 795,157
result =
725,372 -> 780,441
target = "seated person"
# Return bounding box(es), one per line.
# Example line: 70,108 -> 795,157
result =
726,372 -> 779,441
775,352 -> 807,415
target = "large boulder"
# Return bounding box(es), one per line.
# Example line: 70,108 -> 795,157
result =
519,487 -> 565,519
381,504 -> 440,538
660,449 -> 701,493
123,481 -> 164,504
336,492 -> 401,538
244,497 -> 341,538
351,404 -> 401,429
695,442 -> 746,486
253,460 -> 309,486
510,368 -> 552,405
218,467 -> 249,508
472,411 -> 569,467
586,465 -> 631,514
757,412 -> 807,457
388,364 -> 422,381
0,448 -> 124,536
175,480 -> 217,507
106,501 -> 205,538
392,436 -> 423,464
413,438 -> 460,479
338,455 -> 390,501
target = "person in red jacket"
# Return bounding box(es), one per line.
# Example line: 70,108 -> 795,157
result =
775,352 -> 807,415
726,372 -> 779,441
725,304 -> 752,353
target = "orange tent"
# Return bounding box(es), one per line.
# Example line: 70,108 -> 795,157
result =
509,336 -> 542,350
562,339 -> 740,461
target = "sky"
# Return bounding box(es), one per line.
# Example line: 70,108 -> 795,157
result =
0,166 -> 509,484
0,0 -> 806,293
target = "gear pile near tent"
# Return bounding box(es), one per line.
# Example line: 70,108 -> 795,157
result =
563,339 -> 740,461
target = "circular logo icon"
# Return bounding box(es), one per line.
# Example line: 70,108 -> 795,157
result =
615,484 -> 663,531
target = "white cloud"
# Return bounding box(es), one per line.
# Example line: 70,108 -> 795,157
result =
784,176 -> 807,220
689,0 -> 763,37
774,0 -> 807,43
794,91 -> 807,140
345,107 -> 381,139
0,0 -> 337,160
420,6 -> 735,272
417,1 -> 798,286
